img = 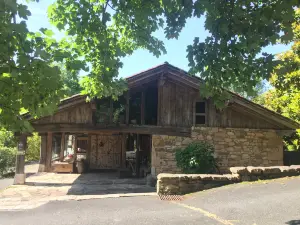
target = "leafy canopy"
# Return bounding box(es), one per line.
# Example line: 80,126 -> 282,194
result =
48,0 -> 299,107
255,9 -> 300,151
1,0 -> 299,131
0,0 -> 67,131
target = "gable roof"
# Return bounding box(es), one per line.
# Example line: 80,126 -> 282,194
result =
28,62 -> 299,130
126,62 -> 299,129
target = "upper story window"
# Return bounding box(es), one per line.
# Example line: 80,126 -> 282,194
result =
195,101 -> 206,125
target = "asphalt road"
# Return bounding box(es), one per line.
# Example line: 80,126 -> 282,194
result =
1,177 -> 300,225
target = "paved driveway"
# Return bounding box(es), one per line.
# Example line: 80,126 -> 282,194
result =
1,176 -> 300,225
0,162 -> 39,191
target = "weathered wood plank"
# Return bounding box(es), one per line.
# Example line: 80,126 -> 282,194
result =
59,132 -> 65,161
170,82 -> 176,126
121,134 -> 127,168
157,79 -> 162,125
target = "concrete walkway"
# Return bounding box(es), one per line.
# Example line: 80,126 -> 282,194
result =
0,171 -> 155,211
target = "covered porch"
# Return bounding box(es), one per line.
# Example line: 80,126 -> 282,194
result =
37,131 -> 153,178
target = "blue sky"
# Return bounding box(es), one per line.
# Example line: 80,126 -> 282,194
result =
25,0 -> 292,78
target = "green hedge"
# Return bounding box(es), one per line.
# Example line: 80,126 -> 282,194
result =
0,147 -> 17,176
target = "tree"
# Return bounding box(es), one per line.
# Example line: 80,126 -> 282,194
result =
48,0 -> 299,107
255,9 -> 300,151
0,0 -> 68,131
1,0 -> 300,132
59,64 -> 82,97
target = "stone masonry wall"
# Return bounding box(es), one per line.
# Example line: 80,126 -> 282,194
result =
151,127 -> 283,175
157,166 -> 300,195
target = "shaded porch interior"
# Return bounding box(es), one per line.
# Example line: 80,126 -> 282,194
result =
44,132 -> 152,179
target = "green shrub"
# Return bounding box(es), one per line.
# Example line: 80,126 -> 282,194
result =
26,133 -> 41,162
0,147 -> 17,176
175,142 -> 218,174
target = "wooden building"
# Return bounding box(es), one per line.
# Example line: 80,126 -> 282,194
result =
14,63 -> 299,184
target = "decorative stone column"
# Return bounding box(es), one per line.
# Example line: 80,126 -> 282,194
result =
14,133 -> 28,185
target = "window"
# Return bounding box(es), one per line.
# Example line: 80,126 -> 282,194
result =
195,101 -> 206,125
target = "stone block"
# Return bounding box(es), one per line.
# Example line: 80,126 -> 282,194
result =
290,165 -> 300,173
247,166 -> 263,175
199,174 -> 213,181
262,167 -> 281,175
230,167 -> 248,175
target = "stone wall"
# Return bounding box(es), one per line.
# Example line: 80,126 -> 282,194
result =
157,166 -> 300,195
151,127 -> 283,175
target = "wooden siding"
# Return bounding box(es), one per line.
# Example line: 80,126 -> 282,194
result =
158,80 -> 196,127
158,78 -> 285,130
33,103 -> 92,124
206,100 -> 282,129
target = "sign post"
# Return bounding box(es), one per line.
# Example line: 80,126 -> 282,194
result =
14,134 -> 27,185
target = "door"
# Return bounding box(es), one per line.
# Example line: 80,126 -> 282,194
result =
90,134 -> 122,170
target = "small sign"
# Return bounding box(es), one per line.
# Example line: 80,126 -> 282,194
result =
18,143 -> 24,150
17,151 -> 25,155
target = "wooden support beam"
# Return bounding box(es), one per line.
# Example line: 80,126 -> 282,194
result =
59,132 -> 65,161
74,134 -> 78,161
32,124 -> 191,137
126,91 -> 130,125
141,91 -> 145,125
157,78 -> 163,126
135,134 -> 141,178
91,101 -> 97,125
38,134 -> 47,172
14,134 -> 27,185
121,134 -> 127,168
86,134 -> 92,171
46,132 -> 53,172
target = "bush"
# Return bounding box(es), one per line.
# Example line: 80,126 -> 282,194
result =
26,133 -> 41,162
0,147 -> 17,176
175,142 -> 218,174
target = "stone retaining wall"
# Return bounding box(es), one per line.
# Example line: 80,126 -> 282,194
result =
152,127 -> 283,175
157,166 -> 300,195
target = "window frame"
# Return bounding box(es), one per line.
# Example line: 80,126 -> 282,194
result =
193,100 -> 208,126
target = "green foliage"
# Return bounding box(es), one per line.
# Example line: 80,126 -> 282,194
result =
47,0 -> 299,107
0,0 -> 69,131
0,128 -> 16,148
0,147 -> 17,176
58,64 -> 82,97
254,9 -> 300,151
26,133 -> 41,162
1,0 -> 300,131
175,142 -> 218,174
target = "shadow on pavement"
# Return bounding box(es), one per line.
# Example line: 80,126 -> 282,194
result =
286,220 -> 300,225
66,172 -> 155,195
24,171 -> 155,195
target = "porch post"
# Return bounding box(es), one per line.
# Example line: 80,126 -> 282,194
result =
59,132 -> 65,161
14,133 -> 27,185
45,132 -> 52,172
121,133 -> 127,168
38,134 -> 47,172
135,134 -> 141,177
